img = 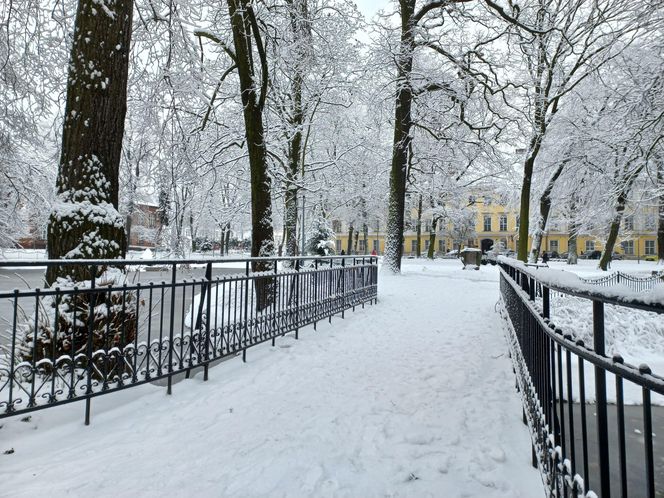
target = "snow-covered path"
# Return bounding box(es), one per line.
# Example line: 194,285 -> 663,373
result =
1,260 -> 542,497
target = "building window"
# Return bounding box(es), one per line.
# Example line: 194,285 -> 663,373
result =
621,240 -> 634,255
549,240 -> 559,253
483,215 -> 492,232
425,239 -> 430,250
645,214 -> 656,231
332,220 -> 342,233
439,240 -> 445,252
515,215 -> 520,229
372,239 -> 379,252
358,239 -> 365,252
645,240 -> 656,255
624,215 -> 634,231
499,215 -> 508,232
585,240 -> 595,252
411,240 -> 417,252
335,240 -> 341,252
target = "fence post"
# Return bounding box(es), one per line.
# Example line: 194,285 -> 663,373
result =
243,261 -> 249,363
341,257 -> 346,319
295,258 -> 300,340
272,262 -> 278,346
167,263 -> 177,394
529,276 -> 535,301
203,262 -> 212,381
84,264 -> 97,426
542,286 -> 550,319
314,259 -> 319,330
593,300 -> 611,498
329,257 -> 333,323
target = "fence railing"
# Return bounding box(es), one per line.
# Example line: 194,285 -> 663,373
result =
579,270 -> 664,293
498,258 -> 664,498
0,256 -> 378,424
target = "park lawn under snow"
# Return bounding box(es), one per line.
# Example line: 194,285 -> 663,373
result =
527,259 -> 664,404
0,260 -> 542,498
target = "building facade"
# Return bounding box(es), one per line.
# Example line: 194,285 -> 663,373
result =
333,196 -> 660,259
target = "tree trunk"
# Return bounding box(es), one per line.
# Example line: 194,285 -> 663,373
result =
46,0 -> 133,285
224,224 -> 231,255
599,193 -> 627,271
347,223 -> 354,255
567,224 -> 578,265
415,194 -> 422,258
227,0 -> 274,309
427,217 -> 438,259
529,161 -> 567,263
384,0 -> 415,273
125,213 -> 133,249
517,148 -> 539,262
284,184 -> 298,258
658,162 -> 664,264
280,0 -> 310,262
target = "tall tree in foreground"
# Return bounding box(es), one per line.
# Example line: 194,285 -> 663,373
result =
46,0 -> 134,284
384,0 -> 474,273
20,0 -> 138,372
659,161 -> 664,265
226,0 -> 275,267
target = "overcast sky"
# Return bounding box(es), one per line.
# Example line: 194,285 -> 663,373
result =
354,0 -> 389,19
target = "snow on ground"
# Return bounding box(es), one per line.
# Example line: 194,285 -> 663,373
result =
0,259 -> 542,498
521,259 -> 664,404
547,258 -> 662,278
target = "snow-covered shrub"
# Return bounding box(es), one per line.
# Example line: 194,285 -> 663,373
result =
306,216 -> 336,256
15,269 -> 139,378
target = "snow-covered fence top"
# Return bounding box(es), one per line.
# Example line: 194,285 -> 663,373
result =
0,256 -> 378,424
498,256 -> 664,313
498,257 -> 664,498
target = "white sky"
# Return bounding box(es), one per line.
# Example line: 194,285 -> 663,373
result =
354,0 -> 390,19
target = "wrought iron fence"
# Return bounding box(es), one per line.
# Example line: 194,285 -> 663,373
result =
498,259 -> 664,498
580,271 -> 664,293
0,256 -> 378,424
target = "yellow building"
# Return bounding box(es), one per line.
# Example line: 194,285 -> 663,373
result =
333,196 -> 660,260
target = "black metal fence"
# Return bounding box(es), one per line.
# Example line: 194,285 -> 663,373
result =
0,256 -> 378,423
498,259 -> 664,498
580,271 -> 664,293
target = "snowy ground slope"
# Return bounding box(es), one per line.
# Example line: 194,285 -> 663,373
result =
0,260 -> 542,498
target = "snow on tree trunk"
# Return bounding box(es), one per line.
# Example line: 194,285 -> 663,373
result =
27,0 -> 139,374
284,184 -> 299,258
46,0 -> 133,285
567,225 -> 579,265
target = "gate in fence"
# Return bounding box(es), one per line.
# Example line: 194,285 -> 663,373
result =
0,256 -> 378,424
498,258 -> 664,497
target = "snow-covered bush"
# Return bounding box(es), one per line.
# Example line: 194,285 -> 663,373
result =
14,269 -> 139,378
306,216 -> 336,256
